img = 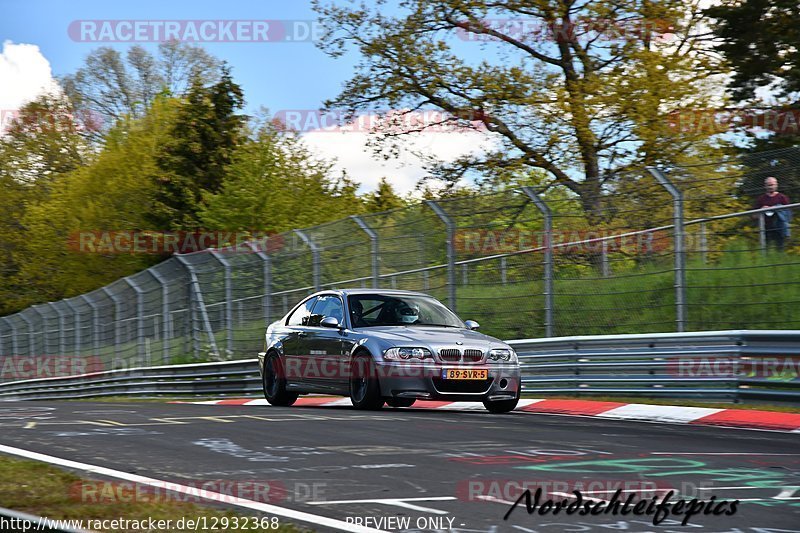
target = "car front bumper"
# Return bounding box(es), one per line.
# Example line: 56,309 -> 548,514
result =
375,362 -> 521,402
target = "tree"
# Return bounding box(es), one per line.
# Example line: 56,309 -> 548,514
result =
705,0 -> 800,153
313,0 -> 726,221
363,177 -> 406,212
152,66 -> 247,230
198,117 -> 361,233
9,96 -> 181,309
62,41 -> 222,134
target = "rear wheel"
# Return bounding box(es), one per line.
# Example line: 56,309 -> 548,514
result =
263,353 -> 298,407
350,354 -> 384,410
386,398 -> 416,408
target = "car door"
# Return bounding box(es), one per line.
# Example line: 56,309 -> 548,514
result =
282,296 -> 318,386
304,295 -> 347,391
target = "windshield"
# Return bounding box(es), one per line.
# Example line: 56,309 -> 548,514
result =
347,294 -> 465,328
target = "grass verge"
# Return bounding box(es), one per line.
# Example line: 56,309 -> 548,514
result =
0,455 -> 305,532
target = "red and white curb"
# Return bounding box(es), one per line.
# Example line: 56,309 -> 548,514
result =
177,397 -> 800,433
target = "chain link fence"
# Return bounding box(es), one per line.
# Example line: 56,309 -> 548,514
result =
1,147 -> 799,380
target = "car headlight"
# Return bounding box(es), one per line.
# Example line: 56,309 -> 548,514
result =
384,347 -> 432,361
488,348 -> 516,362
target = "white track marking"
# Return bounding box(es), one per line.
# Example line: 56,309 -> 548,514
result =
0,444 -> 388,533
598,404 -> 724,423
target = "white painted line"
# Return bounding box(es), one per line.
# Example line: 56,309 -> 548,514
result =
0,444 -> 388,533
308,496 -> 456,514
323,398 -> 356,407
598,404 -> 724,423
437,402 -> 487,411
651,452 -> 800,456
515,399 -> 546,409
243,399 -> 270,405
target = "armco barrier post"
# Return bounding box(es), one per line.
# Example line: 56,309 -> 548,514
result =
209,250 -> 234,356
246,241 -> 272,324
647,167 -> 686,332
175,255 -> 220,360
351,215 -> 380,288
521,186 -> 554,337
425,200 -> 456,313
294,229 -> 321,292
147,268 -> 171,364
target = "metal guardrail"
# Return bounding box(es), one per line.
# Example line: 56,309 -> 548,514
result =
510,330 -> 800,403
0,330 -> 798,403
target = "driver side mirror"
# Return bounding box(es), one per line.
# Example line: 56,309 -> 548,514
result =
320,316 -> 342,329
464,320 -> 480,331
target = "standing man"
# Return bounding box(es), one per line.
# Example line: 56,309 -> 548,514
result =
756,176 -> 791,251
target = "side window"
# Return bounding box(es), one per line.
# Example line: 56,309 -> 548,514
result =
287,297 -> 317,326
308,295 -> 344,327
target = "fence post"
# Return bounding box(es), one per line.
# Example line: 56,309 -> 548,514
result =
19,312 -> 35,357
351,215 -> 380,288
209,250 -> 234,357
175,255 -> 219,359
425,200 -> 456,312
246,241 -> 272,325
647,167 -> 686,333
48,303 -> 66,356
601,239 -> 610,277
63,299 -> 81,356
101,287 -> 122,360
294,229 -> 320,291
521,186 -> 554,337
758,213 -> 766,255
32,305 -> 48,355
699,222 -> 708,264
81,295 -> 100,352
500,256 -> 507,284
148,269 -> 171,364
2,317 -> 17,356
123,277 -> 147,367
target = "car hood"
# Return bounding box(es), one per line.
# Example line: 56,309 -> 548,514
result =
358,326 -> 506,347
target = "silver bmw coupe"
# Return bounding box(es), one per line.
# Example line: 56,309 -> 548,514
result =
257,289 -> 521,413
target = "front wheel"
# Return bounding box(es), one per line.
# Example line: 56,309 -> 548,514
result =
483,389 -> 520,414
263,353 -> 298,407
386,398 -> 416,408
350,354 -> 384,410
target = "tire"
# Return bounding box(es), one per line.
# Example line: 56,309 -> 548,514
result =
386,398 -> 416,408
263,353 -> 298,407
483,388 -> 520,414
350,354 -> 384,410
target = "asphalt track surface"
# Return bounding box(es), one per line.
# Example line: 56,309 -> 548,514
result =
0,400 -> 798,533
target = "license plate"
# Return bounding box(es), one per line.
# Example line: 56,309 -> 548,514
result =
442,369 -> 488,380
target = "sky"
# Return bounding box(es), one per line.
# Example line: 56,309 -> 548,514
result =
0,0 -> 494,194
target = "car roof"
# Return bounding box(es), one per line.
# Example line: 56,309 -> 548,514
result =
313,288 -> 432,297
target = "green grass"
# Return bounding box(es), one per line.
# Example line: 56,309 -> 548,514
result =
0,455 -> 305,532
